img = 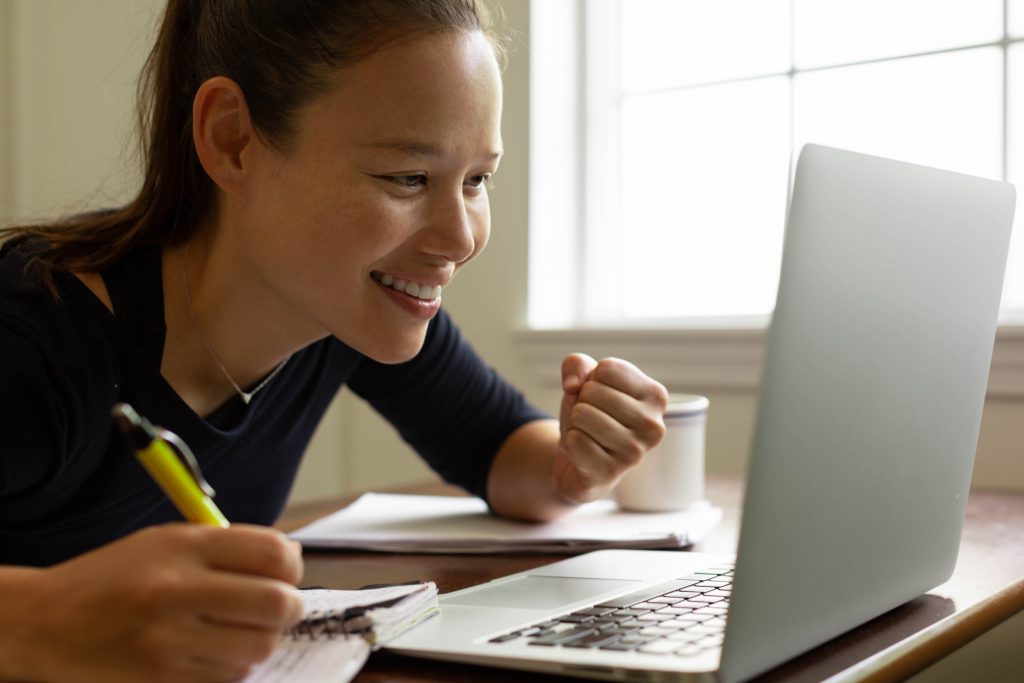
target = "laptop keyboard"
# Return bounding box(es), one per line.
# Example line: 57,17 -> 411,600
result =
487,564 -> 734,657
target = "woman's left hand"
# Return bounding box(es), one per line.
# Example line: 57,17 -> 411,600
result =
555,353 -> 669,505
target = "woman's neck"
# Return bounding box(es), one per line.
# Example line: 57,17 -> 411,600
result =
159,233 -> 319,417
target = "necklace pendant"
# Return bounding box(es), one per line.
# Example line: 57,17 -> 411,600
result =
240,391 -> 253,405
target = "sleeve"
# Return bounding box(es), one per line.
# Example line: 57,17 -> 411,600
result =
346,309 -> 549,503
0,324 -> 68,501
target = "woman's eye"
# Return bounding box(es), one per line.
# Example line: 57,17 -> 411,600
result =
466,174 -> 492,189
386,174 -> 427,188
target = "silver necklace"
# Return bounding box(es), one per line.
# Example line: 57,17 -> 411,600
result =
179,250 -> 290,405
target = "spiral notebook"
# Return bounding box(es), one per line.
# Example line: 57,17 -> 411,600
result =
243,581 -> 439,683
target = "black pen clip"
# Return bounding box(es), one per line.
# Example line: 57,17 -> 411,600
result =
157,427 -> 217,498
112,402 -> 217,498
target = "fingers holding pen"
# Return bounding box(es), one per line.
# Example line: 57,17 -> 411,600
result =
198,524 -> 305,586
157,524 -> 306,628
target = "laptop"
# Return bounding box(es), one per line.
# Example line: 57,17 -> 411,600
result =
385,144 -> 1017,682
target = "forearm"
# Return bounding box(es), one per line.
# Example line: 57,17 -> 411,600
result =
0,565 -> 49,682
486,419 -> 579,523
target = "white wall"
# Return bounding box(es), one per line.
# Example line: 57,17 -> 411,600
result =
0,1 -> 10,218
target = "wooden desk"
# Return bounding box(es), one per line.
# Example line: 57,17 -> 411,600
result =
278,476 -> 1024,682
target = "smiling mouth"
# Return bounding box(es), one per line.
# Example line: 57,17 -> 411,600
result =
371,271 -> 443,301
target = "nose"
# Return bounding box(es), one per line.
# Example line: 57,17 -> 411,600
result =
422,187 -> 484,264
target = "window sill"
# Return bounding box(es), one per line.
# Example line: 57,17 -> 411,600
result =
515,323 -> 1024,398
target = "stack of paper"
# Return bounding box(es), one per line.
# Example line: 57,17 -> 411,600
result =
290,493 -> 722,553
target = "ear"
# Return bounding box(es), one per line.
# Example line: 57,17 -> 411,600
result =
192,76 -> 257,196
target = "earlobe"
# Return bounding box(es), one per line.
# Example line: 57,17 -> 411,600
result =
192,76 -> 255,196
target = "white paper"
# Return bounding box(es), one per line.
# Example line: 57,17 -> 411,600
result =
298,584 -> 431,615
241,636 -> 368,683
290,493 -> 722,553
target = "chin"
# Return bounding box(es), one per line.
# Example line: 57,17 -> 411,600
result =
354,332 -> 428,365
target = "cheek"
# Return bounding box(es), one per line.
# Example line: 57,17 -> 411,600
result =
470,202 -> 492,257
267,178 -> 382,258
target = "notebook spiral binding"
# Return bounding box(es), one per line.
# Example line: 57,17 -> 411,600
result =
288,582 -> 426,641
288,609 -> 373,640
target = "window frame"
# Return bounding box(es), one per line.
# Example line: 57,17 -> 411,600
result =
522,0 -> 1024,397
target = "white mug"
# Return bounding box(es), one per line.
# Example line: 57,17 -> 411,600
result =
613,393 -> 709,512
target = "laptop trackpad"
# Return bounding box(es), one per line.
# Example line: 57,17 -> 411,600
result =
444,575 -> 637,610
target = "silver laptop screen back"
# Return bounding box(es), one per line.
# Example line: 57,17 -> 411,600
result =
719,144 -> 1015,683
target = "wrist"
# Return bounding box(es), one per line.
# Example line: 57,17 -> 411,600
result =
0,565 -> 51,682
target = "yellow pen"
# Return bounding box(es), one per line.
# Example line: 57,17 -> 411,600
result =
112,403 -> 230,527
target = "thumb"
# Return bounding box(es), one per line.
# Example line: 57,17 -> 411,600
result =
561,353 -> 597,394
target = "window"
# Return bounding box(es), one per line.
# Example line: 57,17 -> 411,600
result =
529,0 -> 1024,329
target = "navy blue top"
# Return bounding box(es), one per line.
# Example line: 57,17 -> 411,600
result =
0,240 -> 546,566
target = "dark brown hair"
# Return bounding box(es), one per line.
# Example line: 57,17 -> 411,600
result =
2,0 -> 505,293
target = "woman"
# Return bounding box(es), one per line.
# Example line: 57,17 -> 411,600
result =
0,1 -> 668,681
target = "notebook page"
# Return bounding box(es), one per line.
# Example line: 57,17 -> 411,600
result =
242,636 -> 368,683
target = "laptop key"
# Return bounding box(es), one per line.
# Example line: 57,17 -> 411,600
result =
528,627 -> 597,646
595,580 -> 701,608
559,614 -> 595,624
666,631 -> 704,642
658,606 -> 696,616
638,626 -> 674,636
694,607 -> 728,617
488,632 -> 522,643
638,638 -> 681,654
697,634 -> 725,648
564,632 -> 622,649
660,619 -> 697,630
691,594 -> 723,602
636,613 -> 673,622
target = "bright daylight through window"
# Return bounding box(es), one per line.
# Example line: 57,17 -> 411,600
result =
529,0 -> 1024,329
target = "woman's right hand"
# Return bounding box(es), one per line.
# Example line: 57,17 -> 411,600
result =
2,523 -> 305,683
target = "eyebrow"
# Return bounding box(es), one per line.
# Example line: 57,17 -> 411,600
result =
361,138 -> 503,161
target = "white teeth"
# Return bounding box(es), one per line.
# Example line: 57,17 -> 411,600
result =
373,271 -> 443,300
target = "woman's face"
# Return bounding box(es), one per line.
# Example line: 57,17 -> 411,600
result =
236,29 -> 502,363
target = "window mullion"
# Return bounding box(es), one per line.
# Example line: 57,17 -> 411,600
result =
582,0 -> 623,325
